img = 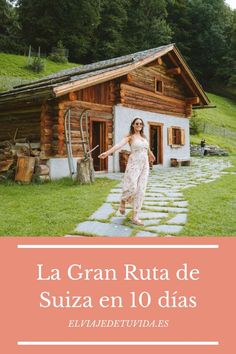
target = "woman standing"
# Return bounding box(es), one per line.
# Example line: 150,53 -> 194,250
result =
99,117 -> 155,225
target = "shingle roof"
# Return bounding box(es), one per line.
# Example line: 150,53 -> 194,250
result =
0,43 -> 210,106
0,44 -> 173,98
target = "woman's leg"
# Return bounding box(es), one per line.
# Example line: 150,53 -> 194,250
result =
132,161 -> 149,222
121,156 -> 142,205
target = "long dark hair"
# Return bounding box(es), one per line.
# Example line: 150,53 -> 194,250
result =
129,117 -> 146,138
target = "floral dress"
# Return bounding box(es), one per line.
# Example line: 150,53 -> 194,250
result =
121,136 -> 149,212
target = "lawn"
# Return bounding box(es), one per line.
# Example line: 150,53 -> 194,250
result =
0,178 -> 118,236
191,92 -> 236,154
197,93 -> 236,131
181,155 -> 236,236
0,52 -> 79,92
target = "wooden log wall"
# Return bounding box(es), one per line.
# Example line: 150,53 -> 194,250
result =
40,102 -> 55,157
0,102 -> 41,142
53,99 -> 113,158
121,61 -> 192,117
76,81 -> 119,105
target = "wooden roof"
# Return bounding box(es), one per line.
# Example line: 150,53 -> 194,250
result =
0,44 -> 210,107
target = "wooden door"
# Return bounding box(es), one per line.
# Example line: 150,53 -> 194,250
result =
150,124 -> 163,164
91,120 -> 107,171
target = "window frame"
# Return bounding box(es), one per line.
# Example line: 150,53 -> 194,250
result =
154,77 -> 164,94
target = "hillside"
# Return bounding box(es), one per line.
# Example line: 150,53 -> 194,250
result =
0,53 -> 235,153
0,52 -> 79,92
191,93 -> 236,153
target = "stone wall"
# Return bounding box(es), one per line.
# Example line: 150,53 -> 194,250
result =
190,144 -> 229,156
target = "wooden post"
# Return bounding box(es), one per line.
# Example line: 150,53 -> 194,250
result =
77,158 -> 95,184
15,156 -> 35,183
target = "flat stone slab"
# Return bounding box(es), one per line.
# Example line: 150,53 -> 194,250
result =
164,193 -> 183,197
152,197 -> 183,201
110,216 -> 125,225
167,214 -> 187,225
89,203 -> 115,220
138,211 -> 168,219
75,221 -> 132,237
143,201 -> 170,206
143,205 -> 188,213
106,194 -> 122,202
142,219 -> 161,226
110,188 -> 122,193
172,201 -> 188,207
136,231 -> 159,237
144,194 -> 164,199
147,225 -> 183,234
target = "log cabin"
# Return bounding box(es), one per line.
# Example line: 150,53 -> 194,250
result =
0,44 -> 211,178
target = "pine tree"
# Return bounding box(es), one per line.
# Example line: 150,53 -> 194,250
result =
88,0 -> 129,62
124,0 -> 172,54
0,0 -> 21,53
167,0 -> 192,61
16,0 -> 101,62
186,0 -> 232,85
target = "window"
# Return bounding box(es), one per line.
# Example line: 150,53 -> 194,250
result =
155,78 -> 164,94
172,128 -> 181,145
168,127 -> 185,146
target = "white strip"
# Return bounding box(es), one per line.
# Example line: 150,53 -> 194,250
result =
17,244 -> 219,249
17,341 -> 219,346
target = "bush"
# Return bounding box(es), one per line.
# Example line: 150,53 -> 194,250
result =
0,35 -> 26,55
27,56 -> 44,73
48,41 -> 68,63
190,112 -> 204,135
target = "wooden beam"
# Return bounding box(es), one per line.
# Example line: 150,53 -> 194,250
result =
157,57 -> 163,65
186,97 -> 200,104
68,92 -> 77,101
63,100 -> 113,113
167,67 -> 181,75
120,83 -> 186,106
173,46 -> 210,105
53,45 -> 174,97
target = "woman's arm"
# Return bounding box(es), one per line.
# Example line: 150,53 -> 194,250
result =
99,136 -> 130,159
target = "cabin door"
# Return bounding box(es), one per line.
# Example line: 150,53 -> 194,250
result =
91,120 -> 107,171
149,124 -> 163,165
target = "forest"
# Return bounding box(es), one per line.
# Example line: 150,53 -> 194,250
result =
0,0 -> 235,91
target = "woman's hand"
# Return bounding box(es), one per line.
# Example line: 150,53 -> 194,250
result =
98,151 -> 109,159
149,152 -> 156,163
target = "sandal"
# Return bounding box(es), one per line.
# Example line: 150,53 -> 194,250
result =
131,218 -> 144,226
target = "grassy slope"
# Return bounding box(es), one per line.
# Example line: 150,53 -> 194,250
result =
0,52 -> 79,92
191,93 -> 236,153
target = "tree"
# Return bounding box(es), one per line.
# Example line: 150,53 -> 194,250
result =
186,0 -> 232,86
0,0 -> 22,53
216,9 -> 236,87
123,0 -> 172,54
89,0 -> 129,62
16,0 -> 101,62
167,0 -> 192,61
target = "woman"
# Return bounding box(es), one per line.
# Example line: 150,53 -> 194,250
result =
99,117 -> 155,226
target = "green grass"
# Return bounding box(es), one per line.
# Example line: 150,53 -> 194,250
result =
197,93 -> 236,131
190,133 -> 236,154
0,52 -> 79,92
180,156 -> 236,236
0,178 -> 118,236
191,92 -> 236,153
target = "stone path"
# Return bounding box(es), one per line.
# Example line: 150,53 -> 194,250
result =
73,157 -> 231,237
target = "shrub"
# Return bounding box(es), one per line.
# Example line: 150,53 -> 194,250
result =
190,112 -> 204,135
48,41 -> 68,63
27,56 -> 44,73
